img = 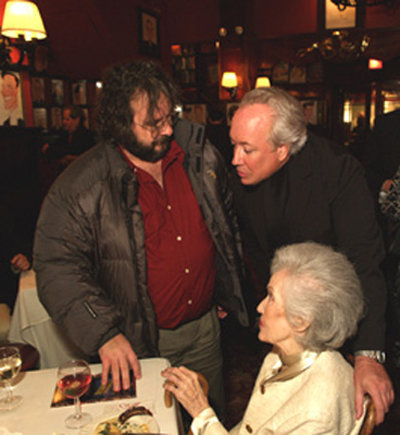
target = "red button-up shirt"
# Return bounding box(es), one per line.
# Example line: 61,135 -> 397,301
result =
119,141 -> 216,328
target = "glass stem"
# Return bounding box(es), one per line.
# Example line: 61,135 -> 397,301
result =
74,397 -> 82,420
4,381 -> 13,403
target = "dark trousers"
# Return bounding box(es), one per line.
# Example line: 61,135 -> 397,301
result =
158,307 -> 225,422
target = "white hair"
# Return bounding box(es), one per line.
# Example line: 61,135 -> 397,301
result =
240,87 -> 307,155
271,242 -> 365,351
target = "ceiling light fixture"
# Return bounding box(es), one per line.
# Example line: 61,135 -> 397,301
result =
330,0 -> 396,10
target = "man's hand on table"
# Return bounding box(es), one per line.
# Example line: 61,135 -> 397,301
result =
99,333 -> 141,392
354,355 -> 394,424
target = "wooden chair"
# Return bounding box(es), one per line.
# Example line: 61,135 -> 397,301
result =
360,394 -> 376,435
345,355 -> 376,435
164,372 -> 209,435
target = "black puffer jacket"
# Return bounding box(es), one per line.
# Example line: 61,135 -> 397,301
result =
34,119 -> 249,357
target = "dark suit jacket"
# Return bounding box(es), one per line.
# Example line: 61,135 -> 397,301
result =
362,109 -> 400,198
233,132 -> 387,351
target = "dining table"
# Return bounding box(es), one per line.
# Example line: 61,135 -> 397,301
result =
0,358 -> 183,435
8,270 -> 87,369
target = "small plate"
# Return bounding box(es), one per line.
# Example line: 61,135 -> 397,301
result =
80,412 -> 160,434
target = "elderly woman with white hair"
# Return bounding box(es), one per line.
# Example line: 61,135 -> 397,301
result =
163,242 -> 367,434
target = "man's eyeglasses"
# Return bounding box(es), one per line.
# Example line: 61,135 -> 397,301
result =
134,112 -> 179,134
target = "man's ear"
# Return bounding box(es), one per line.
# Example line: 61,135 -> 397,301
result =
277,144 -> 290,163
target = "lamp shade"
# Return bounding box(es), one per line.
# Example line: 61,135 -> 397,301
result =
255,76 -> 271,88
368,58 -> 383,70
221,72 -> 238,88
1,0 -> 47,41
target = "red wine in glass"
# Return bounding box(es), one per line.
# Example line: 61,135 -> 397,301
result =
58,372 -> 91,398
57,360 -> 92,429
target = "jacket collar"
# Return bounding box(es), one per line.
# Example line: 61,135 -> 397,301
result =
260,347 -> 319,393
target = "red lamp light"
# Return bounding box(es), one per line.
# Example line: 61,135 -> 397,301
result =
368,59 -> 383,70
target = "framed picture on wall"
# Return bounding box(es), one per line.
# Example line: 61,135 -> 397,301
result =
272,62 -> 289,84
289,65 -> 307,84
138,8 -> 160,57
72,80 -> 87,105
307,62 -> 324,83
0,71 -> 25,126
82,107 -> 90,129
301,100 -> 318,125
50,107 -> 62,129
318,0 -> 363,30
33,107 -> 47,129
51,79 -> 64,106
31,76 -> 45,105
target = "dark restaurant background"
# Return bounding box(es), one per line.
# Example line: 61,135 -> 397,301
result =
1,1 -> 400,431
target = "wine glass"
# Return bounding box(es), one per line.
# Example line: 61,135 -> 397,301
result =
0,346 -> 23,410
57,359 -> 92,429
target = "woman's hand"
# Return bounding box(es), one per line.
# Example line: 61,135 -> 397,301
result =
162,366 -> 210,418
10,254 -> 31,272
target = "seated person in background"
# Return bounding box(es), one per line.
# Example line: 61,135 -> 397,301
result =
41,105 -> 95,169
0,203 -> 32,313
163,242 -> 367,434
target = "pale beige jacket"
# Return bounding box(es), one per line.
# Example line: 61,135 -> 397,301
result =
191,350 -> 365,434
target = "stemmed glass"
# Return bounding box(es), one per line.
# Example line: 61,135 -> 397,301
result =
57,359 -> 92,429
0,346 -> 23,410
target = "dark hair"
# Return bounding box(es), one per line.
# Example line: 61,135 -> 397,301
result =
1,71 -> 19,87
64,105 -> 84,125
96,60 -> 180,144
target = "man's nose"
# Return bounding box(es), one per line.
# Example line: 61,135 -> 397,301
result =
231,146 -> 242,166
160,122 -> 173,137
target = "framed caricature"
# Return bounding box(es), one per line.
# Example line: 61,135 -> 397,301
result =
51,79 -> 64,106
31,77 -> 46,106
72,80 -> 87,105
0,71 -> 25,126
272,62 -> 289,84
289,65 -> 307,84
138,9 -> 160,57
33,107 -> 48,129
50,107 -> 62,129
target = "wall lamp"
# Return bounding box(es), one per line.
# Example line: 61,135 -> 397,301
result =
255,76 -> 271,88
368,58 -> 383,70
0,0 -> 47,69
221,71 -> 238,99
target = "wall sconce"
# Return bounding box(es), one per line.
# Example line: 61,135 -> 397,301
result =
255,76 -> 271,88
0,0 -> 47,69
368,58 -> 383,70
221,71 -> 238,99
343,100 -> 352,124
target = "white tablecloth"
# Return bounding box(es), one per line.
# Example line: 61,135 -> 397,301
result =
8,270 -> 86,369
0,358 -> 182,435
